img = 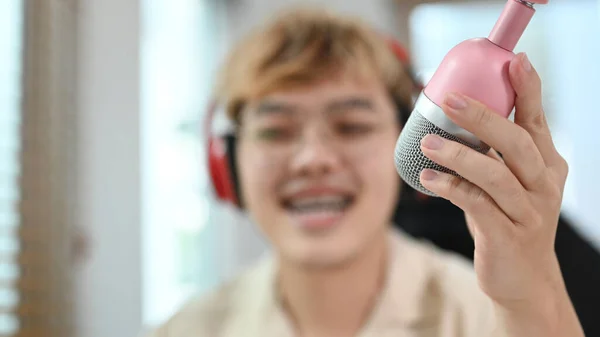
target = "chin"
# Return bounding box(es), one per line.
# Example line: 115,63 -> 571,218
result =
283,235 -> 364,269
277,214 -> 386,270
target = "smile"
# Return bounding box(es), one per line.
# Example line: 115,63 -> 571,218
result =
281,192 -> 356,230
284,195 -> 354,212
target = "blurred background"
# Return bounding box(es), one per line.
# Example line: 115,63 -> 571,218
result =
0,0 -> 599,336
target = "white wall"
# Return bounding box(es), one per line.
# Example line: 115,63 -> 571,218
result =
75,1 -> 142,337
543,0 -> 600,242
224,0 -> 402,43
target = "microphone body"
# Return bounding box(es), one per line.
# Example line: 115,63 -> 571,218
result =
394,0 -> 545,196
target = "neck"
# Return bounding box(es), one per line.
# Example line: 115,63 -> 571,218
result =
277,233 -> 389,337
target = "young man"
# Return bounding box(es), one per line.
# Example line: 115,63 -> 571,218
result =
149,8 -> 584,337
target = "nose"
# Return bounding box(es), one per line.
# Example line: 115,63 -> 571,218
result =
289,128 -> 342,177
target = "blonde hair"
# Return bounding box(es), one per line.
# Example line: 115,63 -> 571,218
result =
214,7 -> 414,123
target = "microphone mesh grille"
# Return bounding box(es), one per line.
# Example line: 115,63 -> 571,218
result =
394,110 -> 490,196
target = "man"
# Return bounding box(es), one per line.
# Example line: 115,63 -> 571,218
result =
149,8 -> 583,337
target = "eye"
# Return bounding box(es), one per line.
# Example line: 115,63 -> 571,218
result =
256,126 -> 295,141
336,123 -> 373,136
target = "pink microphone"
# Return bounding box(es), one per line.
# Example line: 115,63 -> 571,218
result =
394,0 -> 549,196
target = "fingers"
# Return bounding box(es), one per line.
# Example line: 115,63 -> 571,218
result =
419,169 -> 513,238
441,92 -> 549,192
421,135 -> 533,224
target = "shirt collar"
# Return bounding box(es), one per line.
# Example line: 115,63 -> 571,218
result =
240,228 -> 441,336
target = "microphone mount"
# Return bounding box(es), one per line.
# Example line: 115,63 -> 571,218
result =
487,0 -> 547,51
516,0 -> 535,9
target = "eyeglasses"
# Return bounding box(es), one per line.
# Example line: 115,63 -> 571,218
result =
237,107 -> 400,164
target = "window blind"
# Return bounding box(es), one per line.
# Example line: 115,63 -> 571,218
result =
6,0 -> 77,336
0,0 -> 24,335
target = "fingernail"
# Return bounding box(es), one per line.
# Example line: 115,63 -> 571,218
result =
445,93 -> 468,110
521,53 -> 532,72
421,134 -> 444,150
421,169 -> 439,181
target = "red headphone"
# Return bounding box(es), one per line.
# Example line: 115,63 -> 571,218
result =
206,38 -> 420,208
206,100 -> 240,205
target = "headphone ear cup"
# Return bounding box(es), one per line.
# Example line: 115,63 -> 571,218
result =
208,135 -> 239,206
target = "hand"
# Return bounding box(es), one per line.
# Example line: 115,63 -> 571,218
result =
417,53 -> 582,336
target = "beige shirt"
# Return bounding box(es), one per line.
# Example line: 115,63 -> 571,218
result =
148,229 -> 498,337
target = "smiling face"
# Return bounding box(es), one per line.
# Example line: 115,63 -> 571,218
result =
216,8 -> 414,268
236,75 -> 402,267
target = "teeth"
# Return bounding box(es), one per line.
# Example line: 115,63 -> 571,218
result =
292,196 -> 345,207
288,196 -> 351,212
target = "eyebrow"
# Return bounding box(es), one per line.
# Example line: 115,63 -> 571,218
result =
253,96 -> 375,116
326,97 -> 374,113
254,100 -> 298,116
